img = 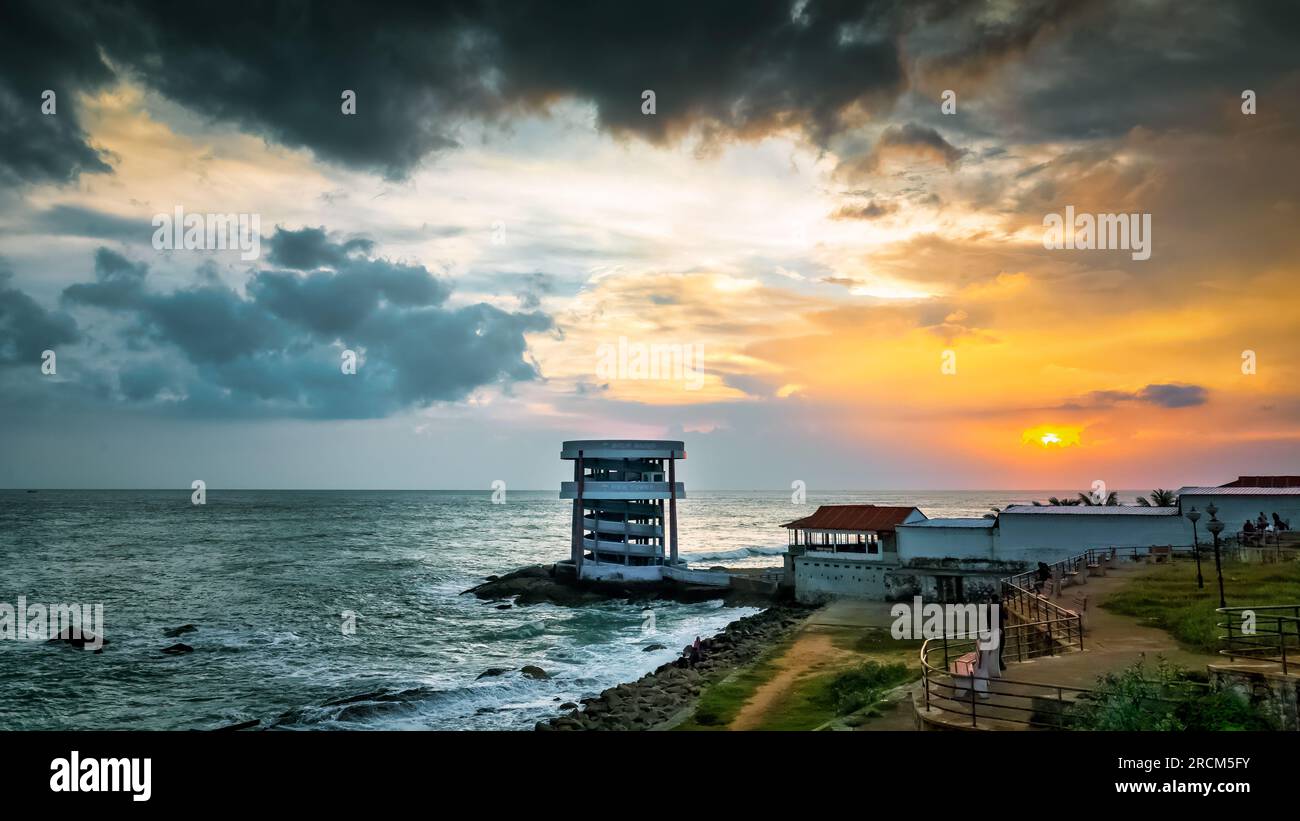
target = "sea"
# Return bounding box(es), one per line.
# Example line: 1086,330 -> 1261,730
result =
0,488 -> 1106,730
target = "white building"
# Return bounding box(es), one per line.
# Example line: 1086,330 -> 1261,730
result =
991,505 -> 1191,559
1177,477 -> 1300,539
782,505 -> 926,602
559,439 -> 685,582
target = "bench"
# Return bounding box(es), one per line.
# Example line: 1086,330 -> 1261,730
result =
1147,545 -> 1172,564
950,651 -> 978,677
950,651 -> 986,699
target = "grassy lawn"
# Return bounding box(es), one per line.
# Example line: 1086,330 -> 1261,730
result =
676,627 -> 923,731
1103,559 -> 1300,652
675,637 -> 797,731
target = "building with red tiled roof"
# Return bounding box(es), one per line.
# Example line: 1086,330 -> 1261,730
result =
782,504 -> 925,535
781,504 -> 927,601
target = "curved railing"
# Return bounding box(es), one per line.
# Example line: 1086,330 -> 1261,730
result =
1218,604 -> 1300,675
919,628 -> 1094,729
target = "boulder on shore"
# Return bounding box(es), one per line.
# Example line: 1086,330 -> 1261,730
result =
520,665 -> 550,680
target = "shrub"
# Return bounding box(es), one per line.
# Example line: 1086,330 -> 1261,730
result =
826,661 -> 913,716
1069,658 -> 1274,731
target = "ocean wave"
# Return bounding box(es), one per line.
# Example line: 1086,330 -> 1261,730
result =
681,545 -> 785,563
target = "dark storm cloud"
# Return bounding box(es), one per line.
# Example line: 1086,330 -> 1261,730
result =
27,205 -> 150,241
5,0 -> 1088,181
61,248 -> 149,310
912,1 -> 1300,143
0,267 -> 80,365
265,227 -> 375,271
3,0 -> 1296,185
1069,383 -> 1209,410
55,230 -> 552,417
0,3 -> 114,185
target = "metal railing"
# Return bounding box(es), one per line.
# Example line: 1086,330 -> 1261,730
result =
920,629 -> 1094,729
999,551 -> 1098,655
1218,604 -> 1300,675
920,545 -> 1205,729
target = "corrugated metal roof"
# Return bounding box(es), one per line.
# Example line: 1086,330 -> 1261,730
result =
899,517 -> 996,528
782,505 -> 921,532
1179,486 -> 1300,496
1000,504 -> 1180,515
1220,476 -> 1300,488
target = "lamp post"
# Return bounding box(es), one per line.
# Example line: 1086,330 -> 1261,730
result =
1186,506 -> 1204,589
1206,503 -> 1226,609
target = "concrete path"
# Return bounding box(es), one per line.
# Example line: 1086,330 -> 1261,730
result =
1001,559 -> 1216,691
917,558 -> 1220,730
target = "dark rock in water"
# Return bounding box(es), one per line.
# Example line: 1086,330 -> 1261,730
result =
559,702 -> 577,710
520,665 -> 550,680
477,667 -> 512,679
495,604 -> 513,610
321,690 -> 392,707
161,643 -> 194,655
46,628 -> 107,651
211,719 -> 260,731
163,624 -> 198,638
475,707 -> 497,715
643,643 -> 667,652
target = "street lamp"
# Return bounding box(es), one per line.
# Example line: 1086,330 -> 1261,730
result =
1186,506 -> 1204,589
1205,503 -> 1226,609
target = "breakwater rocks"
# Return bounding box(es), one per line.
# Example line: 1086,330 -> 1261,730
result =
465,563 -> 778,607
535,605 -> 810,731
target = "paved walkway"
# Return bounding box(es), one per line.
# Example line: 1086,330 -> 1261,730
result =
1001,559 -> 1215,690
917,558 -> 1220,730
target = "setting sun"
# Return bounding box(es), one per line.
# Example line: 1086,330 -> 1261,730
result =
1022,425 -> 1082,448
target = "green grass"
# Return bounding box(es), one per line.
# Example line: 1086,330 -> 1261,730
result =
749,659 -> 916,730
678,627 -> 922,731
1103,559 -> 1300,652
675,638 -> 795,731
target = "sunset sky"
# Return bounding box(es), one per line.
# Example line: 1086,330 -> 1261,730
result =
2,0 -> 1298,489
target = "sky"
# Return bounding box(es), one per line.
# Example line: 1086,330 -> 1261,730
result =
1,0 -> 1298,490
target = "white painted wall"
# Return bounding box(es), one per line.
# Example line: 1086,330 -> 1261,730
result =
793,555 -> 887,603
579,562 -> 664,582
996,512 -> 1192,561
896,525 -> 995,561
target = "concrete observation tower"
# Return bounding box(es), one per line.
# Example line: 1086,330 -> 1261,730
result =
559,440 -> 686,581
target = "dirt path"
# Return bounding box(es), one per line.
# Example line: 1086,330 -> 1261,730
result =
727,600 -> 903,730
728,629 -> 844,730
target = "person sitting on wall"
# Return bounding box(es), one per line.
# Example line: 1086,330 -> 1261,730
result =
1243,520 -> 1257,546
1034,561 -> 1052,593
1274,512 -> 1289,532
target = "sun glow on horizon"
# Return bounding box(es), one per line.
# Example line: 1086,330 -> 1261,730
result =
1022,425 -> 1082,448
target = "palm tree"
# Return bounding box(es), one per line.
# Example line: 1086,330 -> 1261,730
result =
1134,488 -> 1178,507
1034,496 -> 1081,506
1077,490 -> 1120,506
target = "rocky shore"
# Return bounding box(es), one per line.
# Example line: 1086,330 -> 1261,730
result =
535,604 -> 811,731
464,563 -> 779,607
